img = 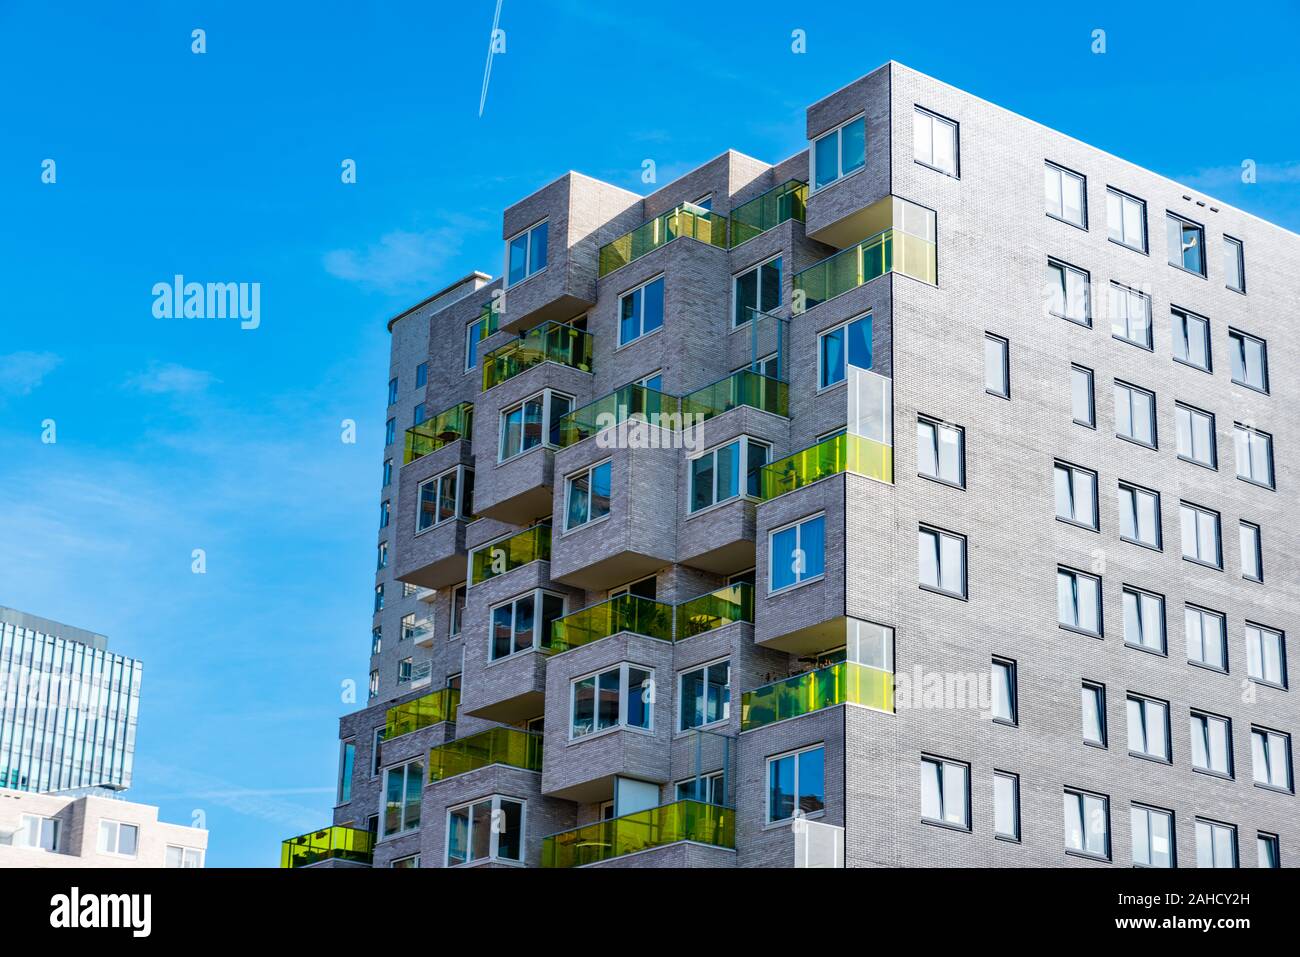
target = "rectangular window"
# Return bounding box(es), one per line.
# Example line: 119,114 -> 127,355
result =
1082,682 -> 1107,747
400,613 -> 417,641
417,466 -> 474,531
1224,236 -> 1245,293
371,627 -> 382,656
917,417 -> 964,487
1175,403 -> 1217,469
379,500 -> 390,530
918,525 -> 967,599
913,107 -> 958,176
994,771 -> 1020,841
565,460 -> 612,530
1123,587 -> 1166,654
1131,804 -> 1175,868
382,760 -> 423,837
1126,694 -> 1170,761
506,220 -> 548,287
690,437 -> 769,511
1058,567 -> 1102,636
368,669 -> 379,698
768,745 -> 826,823
413,404 -> 426,427
1258,833 -> 1280,869
465,318 -> 482,372
920,755 -> 970,830
1071,365 -> 1095,428
97,820 -> 139,858
1191,711 -> 1233,777
1054,461 -> 1098,531
499,389 -> 572,460
1186,605 -> 1228,671
164,845 -> 204,868
984,333 -> 1009,398
733,256 -> 782,327
338,740 -> 355,804
570,663 -> 653,738
1106,188 -> 1147,252
1064,789 -> 1110,860
812,115 -> 866,191
447,796 -> 523,865
1171,308 -> 1212,372
1118,481 -> 1161,550
769,514 -> 826,593
382,458 -> 392,487
1167,213 -> 1206,276
1044,162 -> 1086,227
1108,283 -> 1152,349
817,314 -> 872,388
991,658 -> 1017,726
1234,424 -> 1274,489
377,541 -> 388,570
678,659 -> 730,731
1228,329 -> 1268,392
1251,727 -> 1293,792
1048,260 -> 1090,326
449,583 -> 466,637
1114,381 -> 1156,448
490,590 -> 565,660
397,657 -> 413,682
387,377 -> 398,406
619,275 -> 665,346
1240,522 -> 1263,582
676,771 -> 725,805
18,815 -> 59,852
385,417 -> 396,446
415,362 -> 428,388
374,584 -> 384,613
1196,819 -> 1238,868
1180,501 -> 1222,568
1246,623 -> 1286,687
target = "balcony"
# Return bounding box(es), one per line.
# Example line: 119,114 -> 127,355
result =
404,402 -> 474,465
407,618 -> 436,648
552,384 -> 680,449
676,583 -> 754,640
468,524 -> 551,586
757,432 -> 892,499
598,203 -> 728,277
680,369 -> 788,422
427,727 -> 543,782
550,594 -> 674,653
541,800 -> 734,867
482,322 -> 593,391
729,179 -> 807,248
280,825 -> 373,868
740,662 -> 892,731
792,227 -> 936,312
384,687 -> 460,739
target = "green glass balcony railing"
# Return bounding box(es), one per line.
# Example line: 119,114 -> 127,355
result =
757,432 -> 893,499
793,227 -> 936,311
482,322 -> 594,390
468,524 -> 551,586
729,179 -> 807,248
541,799 -> 734,867
384,687 -> 460,739
404,402 -> 474,464
551,594 -> 674,653
598,203 -> 728,277
680,370 -> 788,421
428,727 -> 543,783
552,384 -> 681,448
676,583 -> 754,641
741,661 -> 893,731
280,825 -> 374,868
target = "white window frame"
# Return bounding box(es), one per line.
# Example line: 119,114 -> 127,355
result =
380,759 -> 424,838
569,662 -> 655,740
1251,727 -> 1293,793
498,389 -> 573,462
489,589 -> 566,661
1044,162 -> 1087,227
810,114 -> 866,192
677,657 -> 731,732
766,744 -> 827,824
1106,187 -> 1147,252
416,465 -> 474,533
688,436 -> 770,513
917,416 -> 964,488
618,274 -> 665,347
731,255 -> 782,328
920,754 -> 970,830
97,819 -> 140,858
1180,501 -> 1222,569
1175,403 -> 1217,469
564,459 -> 612,531
913,106 -> 959,177
164,845 -> 205,868
1191,711 -> 1234,778
445,795 -> 526,866
505,219 -> 548,288
767,513 -> 827,595
18,814 -> 59,852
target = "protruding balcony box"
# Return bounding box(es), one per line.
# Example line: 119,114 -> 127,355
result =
403,403 -> 474,465
467,524 -> 551,587
729,179 -> 808,248
280,825 -> 373,868
427,727 -> 543,783
394,432 -> 474,590
541,800 -> 735,868
378,687 -> 459,768
481,322 -> 594,391
598,202 -> 729,277
741,661 -> 893,731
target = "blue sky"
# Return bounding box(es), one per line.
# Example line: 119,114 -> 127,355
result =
0,1 -> 1295,866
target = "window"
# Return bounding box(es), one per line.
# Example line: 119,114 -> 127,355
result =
338,740 -> 356,804
415,362 -> 427,388
1058,567 -> 1102,636
920,755 -> 970,830
1131,805 -> 1175,868
490,590 -> 565,660
368,669 -> 379,698
1180,502 -> 1222,568
913,107 -> 958,176
690,437 -> 769,511
382,760 -> 423,837
678,659 -> 730,731
1106,188 -> 1147,252
1240,522 -> 1263,582
817,314 -> 873,388
1044,162 -> 1086,227
449,584 -> 466,638
565,460 -> 611,530
164,845 -> 204,868
417,467 -> 474,531
610,575 -> 656,601
377,541 -> 388,570
994,771 -> 1020,841
618,275 -> 664,346
1167,213 -> 1205,276
991,658 -> 1017,726
676,771 -> 725,805
1196,820 -> 1238,868
1191,711 -> 1233,777
811,115 -> 865,191
397,657 -> 413,682
499,389 -> 572,460
1054,461 -> 1098,531
382,458 -> 392,487
1064,789 -> 1110,860
374,584 -> 384,613
465,318 -> 483,372
1123,588 -> 1166,654
570,663 -> 653,738
372,728 -> 385,776
390,855 -> 420,868
387,377 -> 398,406
1258,833 -> 1280,869
1186,606 -> 1228,671
379,500 -> 390,530
1234,424 -> 1274,489
1082,682 -> 1107,747
385,417 -> 396,446
1126,694 -> 1170,761
1108,283 -> 1152,349
1252,727 -> 1293,792
18,815 -> 59,852
733,256 -> 782,327
413,404 -> 425,427
97,820 -> 139,857
371,627 -> 382,655
400,614 -> 417,641
768,745 -> 826,823
984,333 -> 1009,398
769,514 -> 826,593
1113,381 -> 1156,447
1175,403 -> 1217,469
403,581 -> 418,598
1246,624 -> 1286,688
447,796 -> 523,865
1228,329 -> 1268,392
917,417 -> 964,487
1071,365 -> 1095,428
1047,260 -> 1090,326
1224,236 -> 1245,292
918,526 -> 967,599
506,220 -> 548,287
1118,482 -> 1161,550
1171,308 -> 1211,372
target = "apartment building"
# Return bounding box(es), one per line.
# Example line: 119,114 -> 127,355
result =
284,61 -> 1297,869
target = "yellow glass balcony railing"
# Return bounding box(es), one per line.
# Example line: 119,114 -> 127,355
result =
741,661 -> 893,731
793,227 -> 937,312
384,687 -> 460,739
468,524 -> 551,586
680,370 -> 788,421
477,301 -> 499,340
404,402 -> 474,464
482,322 -> 594,390
757,432 -> 893,499
552,384 -> 681,448
541,800 -> 734,867
676,584 -> 755,641
729,179 -> 807,248
280,825 -> 374,868
599,203 -> 728,277
427,727 -> 543,783
551,594 -> 674,653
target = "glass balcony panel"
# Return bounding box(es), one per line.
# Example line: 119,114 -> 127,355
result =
404,402 -> 474,464
384,687 -> 460,739
793,227 -> 935,310
676,584 -> 755,640
730,180 -> 808,247
280,825 -> 374,868
540,800 -> 734,867
552,384 -> 681,448
740,662 -> 893,731
599,203 -> 728,277
680,370 -> 788,421
551,594 -> 674,653
758,433 -> 892,499
428,727 -> 543,782
469,525 -> 552,585
482,322 -> 594,390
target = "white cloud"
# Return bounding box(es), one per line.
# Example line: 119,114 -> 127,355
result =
323,227 -> 466,293
124,361 -> 218,396
0,351 -> 60,397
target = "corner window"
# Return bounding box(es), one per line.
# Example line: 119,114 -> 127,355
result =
1070,365 -> 1095,428
917,417 -> 964,487
1126,693 -> 1170,760
1044,162 -> 1086,227
690,437 -> 769,511
918,525 -> 967,599
913,107 -> 958,176
994,771 -> 1021,841
1106,188 -> 1147,252
1191,711 -> 1233,777
1175,403 -> 1217,469
499,389 -> 572,461
1245,624 -> 1286,688
1108,282 -> 1152,349
817,314 -> 872,388
678,658 -> 730,731
1239,522 -> 1263,582
1195,819 -> 1238,868
618,275 -> 665,346
733,256 -> 782,327
1064,788 -> 1110,860
97,820 -> 139,858
565,460 -> 612,530
811,115 -> 865,191
1113,381 -> 1156,448
1185,605 -> 1227,671
1229,329 -> 1268,393
1251,727 -> 1293,792
1057,566 -> 1102,636
1054,461 -> 1099,531
1131,805 -> 1175,868
1118,481 -> 1161,550
984,333 -> 1009,398
490,590 -> 565,660
768,745 -> 826,823
1082,682 -> 1107,747
991,658 -> 1017,726
447,795 -> 523,865
920,755 -> 970,830
769,514 -> 826,593
417,466 -> 475,531
1233,425 -> 1274,489
1167,212 -> 1206,276
382,760 -> 424,837
570,663 -> 653,738
506,220 -> 548,287
1171,308 -> 1211,372
1180,501 -> 1222,568
1223,236 -> 1245,292
1123,587 -> 1166,654
1048,260 -> 1090,326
